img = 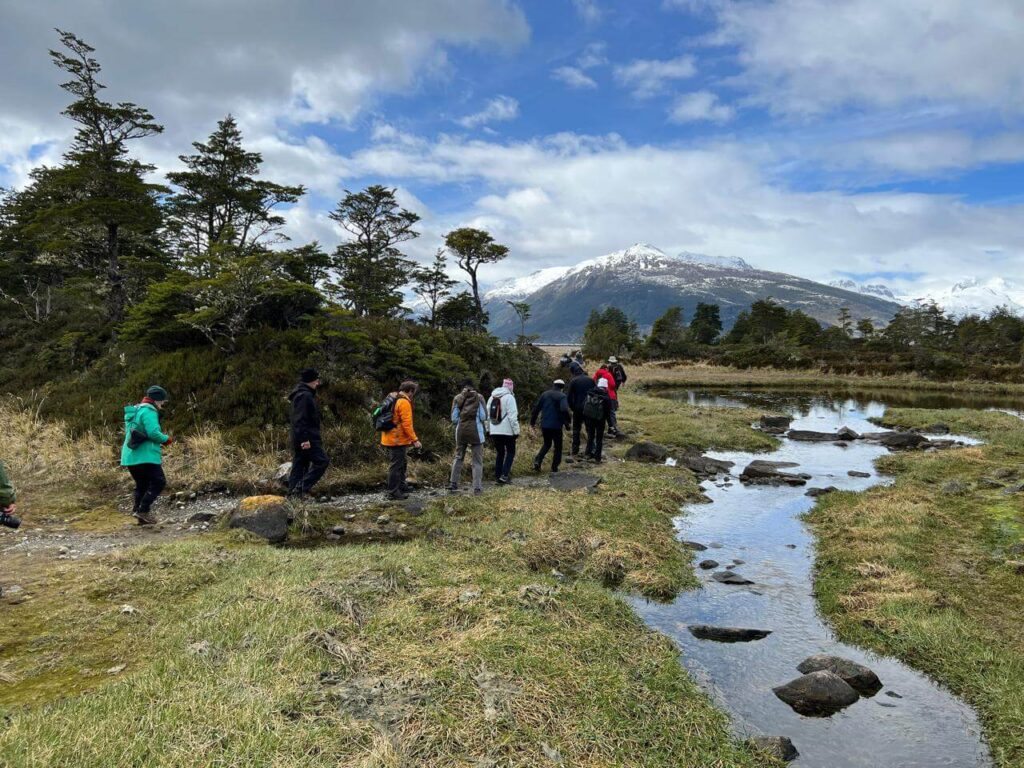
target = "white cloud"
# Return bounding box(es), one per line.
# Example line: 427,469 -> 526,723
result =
571,0 -> 603,23
347,130 -> 1024,288
669,91 -> 735,123
614,55 -> 697,98
457,96 -> 521,128
704,0 -> 1024,116
552,67 -> 598,90
577,42 -> 608,70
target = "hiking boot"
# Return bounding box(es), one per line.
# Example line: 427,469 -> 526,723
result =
473,489 -> 483,496
386,492 -> 409,501
448,485 -> 460,494
134,510 -> 157,526
533,462 -> 542,473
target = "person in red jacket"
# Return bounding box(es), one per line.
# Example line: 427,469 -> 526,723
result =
593,363 -> 620,436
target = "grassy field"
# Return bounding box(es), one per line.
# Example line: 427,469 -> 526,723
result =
0,395 -> 782,767
807,408 -> 1024,767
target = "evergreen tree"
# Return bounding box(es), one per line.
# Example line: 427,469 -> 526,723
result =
165,115 -> 304,265
444,227 -> 509,330
434,292 -> 480,331
411,249 -> 456,327
37,30 -> 165,323
690,302 -> 722,344
856,318 -> 876,340
507,300 -> 532,341
581,307 -> 639,359
644,306 -> 688,358
837,306 -> 853,337
329,186 -> 419,317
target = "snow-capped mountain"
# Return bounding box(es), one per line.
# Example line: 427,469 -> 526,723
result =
909,277 -> 1024,318
830,276 -> 1024,318
484,243 -> 902,342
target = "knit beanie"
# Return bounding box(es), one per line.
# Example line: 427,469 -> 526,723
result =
300,368 -> 320,383
146,385 -> 169,402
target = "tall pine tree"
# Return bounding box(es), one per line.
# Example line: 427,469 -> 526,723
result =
411,249 -> 456,327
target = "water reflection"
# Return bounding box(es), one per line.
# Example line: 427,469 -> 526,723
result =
630,391 -> 992,767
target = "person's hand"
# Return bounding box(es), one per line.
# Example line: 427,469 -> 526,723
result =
164,435 -> 174,446
300,440 -> 312,450
2,503 -> 15,515
413,440 -> 422,450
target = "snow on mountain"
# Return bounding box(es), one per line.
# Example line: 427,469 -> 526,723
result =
828,279 -> 902,302
483,244 -> 751,300
909,277 -> 1024,318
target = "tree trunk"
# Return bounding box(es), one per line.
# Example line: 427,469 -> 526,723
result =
106,221 -> 124,324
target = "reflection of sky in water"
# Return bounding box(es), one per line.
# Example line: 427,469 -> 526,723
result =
630,392 -> 991,768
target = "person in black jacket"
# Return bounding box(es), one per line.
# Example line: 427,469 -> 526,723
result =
585,378 -> 613,462
567,370 -> 596,456
530,379 -> 571,473
287,368 -> 330,497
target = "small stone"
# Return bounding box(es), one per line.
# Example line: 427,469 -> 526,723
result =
682,541 -> 708,551
708,541 -> 724,549
732,558 -> 745,565
1006,560 -> 1024,575
941,480 -> 968,495
120,604 -> 138,615
806,486 -> 839,497
344,514 -> 356,521
188,640 -> 211,655
746,736 -> 799,762
375,514 -> 391,525
785,543 -> 797,549
458,589 -> 481,604
712,570 -> 754,585
187,511 -> 216,524
884,690 -> 903,699
106,664 -> 127,675
698,559 -> 719,569
331,525 -> 346,536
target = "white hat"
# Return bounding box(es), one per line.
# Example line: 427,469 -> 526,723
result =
597,378 -> 609,389
553,378 -> 566,386
608,356 -> 618,363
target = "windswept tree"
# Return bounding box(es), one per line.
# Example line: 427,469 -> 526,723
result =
444,227 -> 509,330
689,302 -> 722,344
329,185 -> 420,317
165,115 -> 304,267
411,249 -> 456,327
508,300 -> 531,341
31,30 -> 166,323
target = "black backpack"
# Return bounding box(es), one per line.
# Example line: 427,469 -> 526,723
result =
489,395 -> 504,425
372,394 -> 398,432
583,390 -> 605,421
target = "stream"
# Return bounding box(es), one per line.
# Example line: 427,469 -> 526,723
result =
630,389 -> 995,767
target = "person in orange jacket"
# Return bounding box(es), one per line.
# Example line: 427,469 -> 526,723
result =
380,380 -> 421,500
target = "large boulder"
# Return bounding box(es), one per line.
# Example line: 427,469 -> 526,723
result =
796,654 -> 882,696
746,736 -> 799,762
688,625 -> 772,643
740,460 -> 808,487
624,441 -> 669,463
679,454 -> 735,477
773,671 -> 860,716
758,415 -> 793,434
228,495 -> 290,543
788,429 -> 846,442
875,432 -> 929,450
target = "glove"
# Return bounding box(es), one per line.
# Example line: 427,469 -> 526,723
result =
164,435 -> 174,446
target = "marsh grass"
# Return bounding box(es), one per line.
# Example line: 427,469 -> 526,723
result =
807,408 -> 1024,766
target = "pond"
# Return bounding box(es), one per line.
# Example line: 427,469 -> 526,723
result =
630,389 -> 995,767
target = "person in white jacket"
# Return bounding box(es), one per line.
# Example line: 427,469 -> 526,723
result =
486,378 -> 520,484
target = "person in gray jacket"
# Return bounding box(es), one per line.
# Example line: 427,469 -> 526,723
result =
486,378 -> 520,484
449,380 -> 487,495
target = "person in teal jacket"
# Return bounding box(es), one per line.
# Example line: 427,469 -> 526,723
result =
0,459 -> 17,527
121,385 -> 173,525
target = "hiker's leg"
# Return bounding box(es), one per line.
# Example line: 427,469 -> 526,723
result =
502,436 -> 517,478
594,421 -> 606,461
571,409 -> 584,454
450,442 -> 466,488
302,442 -> 330,494
471,444 -> 483,491
535,430 -> 553,467
288,446 -> 310,495
386,447 -> 405,495
138,464 -> 166,514
552,429 -> 564,471
608,400 -> 619,432
128,465 -> 146,513
585,419 -> 597,457
493,436 -> 506,478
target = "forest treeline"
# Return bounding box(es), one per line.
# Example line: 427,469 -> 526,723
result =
0,32 -> 549,448
582,298 -> 1024,380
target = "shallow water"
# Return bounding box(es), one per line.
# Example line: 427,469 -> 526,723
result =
630,391 -> 992,767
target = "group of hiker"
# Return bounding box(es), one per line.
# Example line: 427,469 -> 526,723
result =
106,353 -> 627,524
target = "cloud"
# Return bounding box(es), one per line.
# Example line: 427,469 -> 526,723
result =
349,130 -> 1024,289
457,96 -> 521,128
570,0 -> 603,23
552,67 -> 598,90
669,91 -> 735,123
614,55 -> 697,98
702,0 -> 1024,116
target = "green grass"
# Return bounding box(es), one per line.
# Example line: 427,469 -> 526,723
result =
807,407 -> 1024,767
0,436 -> 779,766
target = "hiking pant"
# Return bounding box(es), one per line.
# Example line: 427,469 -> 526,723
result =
450,441 -> 484,491
128,463 -> 166,515
608,399 -> 619,432
585,418 -> 606,462
571,408 -> 591,455
288,440 -> 330,496
386,445 -> 409,496
492,435 -> 517,479
535,427 -> 564,472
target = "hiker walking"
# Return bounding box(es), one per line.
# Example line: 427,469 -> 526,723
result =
531,378 -> 571,473
487,378 -> 520,484
287,368 -> 330,498
584,379 -> 613,463
607,356 -> 628,390
593,362 -> 620,436
567,367 -> 596,456
380,380 -> 421,500
449,380 -> 487,495
121,386 -> 173,525
0,459 -> 18,529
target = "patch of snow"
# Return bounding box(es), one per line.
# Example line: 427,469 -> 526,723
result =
677,251 -> 752,270
909,277 -> 1024,318
485,265 -> 578,300
829,279 -> 902,302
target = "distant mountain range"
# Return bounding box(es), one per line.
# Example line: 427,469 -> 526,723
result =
832,276 -> 1024,318
484,243 -> 903,342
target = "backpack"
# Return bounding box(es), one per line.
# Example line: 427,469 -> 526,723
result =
489,395 -> 504,425
372,394 -> 398,432
583,390 -> 605,421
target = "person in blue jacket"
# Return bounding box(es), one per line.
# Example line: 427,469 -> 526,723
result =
449,380 -> 487,494
121,385 -> 174,525
530,378 -> 571,473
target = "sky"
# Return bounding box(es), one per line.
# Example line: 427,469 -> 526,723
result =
1,0 -> 1023,297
